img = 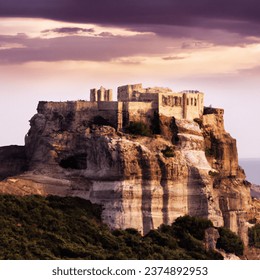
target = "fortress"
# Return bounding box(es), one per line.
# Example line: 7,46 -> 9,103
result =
37,83 -> 204,131
3,82 -> 258,247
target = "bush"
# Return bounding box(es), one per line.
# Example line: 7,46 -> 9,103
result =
248,224 -> 260,248
162,146 -> 175,158
173,215 -> 213,240
205,147 -> 214,157
216,227 -> 244,256
0,196 -> 226,260
125,121 -> 151,136
208,170 -> 219,177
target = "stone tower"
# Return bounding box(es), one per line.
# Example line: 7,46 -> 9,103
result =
90,86 -> 113,102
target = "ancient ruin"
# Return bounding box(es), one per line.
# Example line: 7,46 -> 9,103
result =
37,84 -> 204,131
0,83 -> 259,248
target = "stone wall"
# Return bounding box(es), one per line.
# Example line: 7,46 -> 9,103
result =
123,102 -> 157,127
117,84 -> 143,101
37,101 -> 120,129
37,85 -> 205,133
158,92 -> 184,119
97,102 -> 121,128
183,93 -> 204,120
157,92 -> 204,120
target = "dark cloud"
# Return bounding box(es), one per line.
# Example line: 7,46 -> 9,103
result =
162,56 -> 187,61
0,33 -> 176,64
98,32 -> 115,37
1,0 -> 260,38
1,0 -> 260,65
42,27 -> 95,35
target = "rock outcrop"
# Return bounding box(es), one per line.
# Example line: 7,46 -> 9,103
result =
251,184 -> 260,199
0,145 -> 28,180
0,102 -> 258,244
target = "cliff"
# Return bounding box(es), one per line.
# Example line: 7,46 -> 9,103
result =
0,102 -> 259,245
0,145 -> 28,180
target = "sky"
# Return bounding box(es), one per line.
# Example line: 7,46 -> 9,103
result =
0,0 -> 260,158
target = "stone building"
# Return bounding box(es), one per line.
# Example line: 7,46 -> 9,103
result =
37,83 -> 204,131
90,83 -> 204,129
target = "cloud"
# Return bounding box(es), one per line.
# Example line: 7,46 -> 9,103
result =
1,0 -> 260,39
162,55 -> 187,61
112,57 -> 146,65
0,32 -> 179,64
181,41 -> 212,49
98,32 -> 114,37
42,27 -> 95,35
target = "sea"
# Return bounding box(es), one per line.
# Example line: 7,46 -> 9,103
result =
239,158 -> 260,185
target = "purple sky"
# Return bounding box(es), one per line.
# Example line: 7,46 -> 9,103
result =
0,0 -> 260,159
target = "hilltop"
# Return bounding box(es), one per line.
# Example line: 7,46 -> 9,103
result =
0,84 -> 259,250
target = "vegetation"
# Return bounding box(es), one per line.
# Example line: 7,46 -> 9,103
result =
125,121 -> 151,136
0,195 -> 226,260
248,224 -> 260,248
208,170 -> 219,177
216,227 -> 244,256
205,147 -> 214,157
162,146 -> 175,158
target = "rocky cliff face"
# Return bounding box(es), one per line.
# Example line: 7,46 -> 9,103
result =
0,103 -> 258,243
0,145 -> 28,180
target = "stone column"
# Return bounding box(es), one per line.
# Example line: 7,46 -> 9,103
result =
90,89 -> 98,102
183,93 -> 188,119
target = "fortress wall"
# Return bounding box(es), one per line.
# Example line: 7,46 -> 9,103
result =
98,101 -> 118,111
125,102 -> 157,127
95,101 -> 120,128
75,101 -> 99,111
158,92 -> 184,119
184,93 -> 204,120
118,84 -> 143,101
37,101 -> 70,114
37,100 -> 101,113
132,92 -> 159,102
37,100 -> 118,128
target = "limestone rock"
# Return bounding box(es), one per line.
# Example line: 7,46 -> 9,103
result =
204,227 -> 220,251
0,101 -> 258,242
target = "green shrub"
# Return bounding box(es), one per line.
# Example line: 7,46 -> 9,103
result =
216,227 -> 244,256
125,121 -> 151,136
0,196 -> 226,260
178,232 -> 205,253
248,224 -> 260,248
173,215 -> 213,240
162,146 -> 175,158
208,170 -> 219,177
205,147 -> 214,157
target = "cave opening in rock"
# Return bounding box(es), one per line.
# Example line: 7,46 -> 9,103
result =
59,153 -> 87,169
